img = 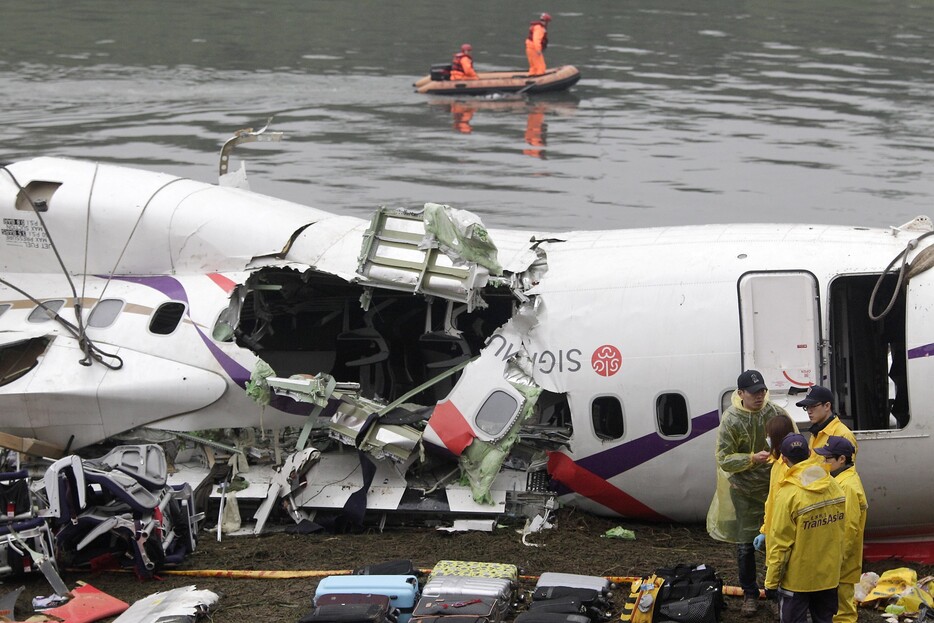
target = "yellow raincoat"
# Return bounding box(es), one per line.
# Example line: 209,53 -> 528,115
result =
809,417 -> 858,463
764,459 -> 846,592
834,466 -> 868,623
707,390 -> 790,543
761,450 -> 818,536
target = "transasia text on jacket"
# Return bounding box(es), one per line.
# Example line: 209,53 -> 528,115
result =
765,460 -> 846,592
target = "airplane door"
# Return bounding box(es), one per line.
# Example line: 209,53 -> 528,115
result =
738,271 -> 821,401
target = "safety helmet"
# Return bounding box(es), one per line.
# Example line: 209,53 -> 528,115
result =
461,43 -> 472,52
540,12 -> 552,22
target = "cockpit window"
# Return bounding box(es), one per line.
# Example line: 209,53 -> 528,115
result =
149,302 -> 186,335
88,299 -> 124,328
0,304 -> 10,319
28,300 -> 64,323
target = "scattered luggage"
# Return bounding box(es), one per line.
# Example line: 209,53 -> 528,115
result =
535,573 -> 612,596
422,576 -> 514,603
514,613 -> 591,623
355,559 -> 420,577
653,564 -> 724,623
315,575 -> 420,623
300,600 -> 396,623
413,595 -> 508,623
428,561 -> 518,583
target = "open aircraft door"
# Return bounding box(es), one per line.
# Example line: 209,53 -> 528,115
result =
738,271 -> 822,412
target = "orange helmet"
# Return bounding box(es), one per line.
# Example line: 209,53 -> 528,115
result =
540,12 -> 552,22
461,43 -> 472,53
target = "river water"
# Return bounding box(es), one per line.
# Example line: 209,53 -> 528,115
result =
3,0 -> 934,231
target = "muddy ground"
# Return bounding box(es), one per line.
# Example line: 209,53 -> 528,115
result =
6,509 -> 926,623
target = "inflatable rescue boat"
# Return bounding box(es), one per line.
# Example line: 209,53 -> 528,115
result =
414,64 -> 580,95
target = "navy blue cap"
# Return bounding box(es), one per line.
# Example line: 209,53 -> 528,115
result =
780,433 -> 810,462
795,385 -> 833,408
815,435 -> 855,458
737,370 -> 767,393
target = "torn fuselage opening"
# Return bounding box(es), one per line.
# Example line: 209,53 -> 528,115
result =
233,266 -> 514,402
0,336 -> 52,386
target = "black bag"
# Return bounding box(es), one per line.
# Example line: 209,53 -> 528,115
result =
653,564 -> 724,623
528,597 -> 587,615
299,603 -> 392,623
353,559 -> 418,576
514,614 -> 591,623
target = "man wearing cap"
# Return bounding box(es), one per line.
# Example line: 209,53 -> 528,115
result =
795,386 -> 858,461
765,433 -> 846,623
708,369 -> 791,616
815,436 -> 867,623
526,13 -> 551,75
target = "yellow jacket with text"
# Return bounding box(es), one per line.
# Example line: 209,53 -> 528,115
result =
765,459 -> 846,592
836,466 -> 868,583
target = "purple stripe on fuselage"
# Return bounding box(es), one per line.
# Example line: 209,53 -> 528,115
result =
908,343 -> 934,359
574,410 -> 720,480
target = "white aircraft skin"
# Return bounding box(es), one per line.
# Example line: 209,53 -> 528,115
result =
1,157 -> 932,542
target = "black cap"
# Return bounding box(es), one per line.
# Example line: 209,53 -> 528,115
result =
737,369 -> 767,393
795,385 -> 833,408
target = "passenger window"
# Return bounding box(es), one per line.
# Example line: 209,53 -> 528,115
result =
591,396 -> 624,440
475,390 -> 520,437
28,300 -> 65,323
656,393 -> 689,437
88,299 -> 124,328
149,302 -> 186,335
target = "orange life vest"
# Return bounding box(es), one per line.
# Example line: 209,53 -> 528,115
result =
452,52 -> 471,74
528,21 -> 549,50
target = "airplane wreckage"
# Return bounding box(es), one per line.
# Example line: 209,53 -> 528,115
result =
3,122 -> 934,584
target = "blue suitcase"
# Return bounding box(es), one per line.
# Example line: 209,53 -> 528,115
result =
316,575 -> 420,623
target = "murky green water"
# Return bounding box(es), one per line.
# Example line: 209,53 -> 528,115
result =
3,0 -> 933,230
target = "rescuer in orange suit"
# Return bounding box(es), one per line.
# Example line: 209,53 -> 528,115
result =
450,44 -> 478,80
526,13 -> 551,75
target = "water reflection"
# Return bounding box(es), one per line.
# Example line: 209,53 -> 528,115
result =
429,95 -> 579,159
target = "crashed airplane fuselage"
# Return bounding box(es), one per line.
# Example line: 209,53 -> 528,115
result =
1,157 -> 934,540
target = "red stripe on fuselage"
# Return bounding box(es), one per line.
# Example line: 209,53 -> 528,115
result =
428,400 -> 476,456
547,451 -> 670,521
208,273 -> 237,293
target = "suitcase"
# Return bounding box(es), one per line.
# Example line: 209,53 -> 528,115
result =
535,573 -> 612,595
315,575 -> 419,623
411,617 -> 489,623
299,603 -> 393,623
422,577 -> 514,602
413,595 -> 508,622
527,597 -> 586,615
316,593 -> 395,611
428,560 -> 518,583
355,559 -> 419,577
531,587 -> 604,606
514,613 -> 591,623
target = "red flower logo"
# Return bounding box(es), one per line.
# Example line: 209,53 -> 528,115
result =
591,345 -> 622,377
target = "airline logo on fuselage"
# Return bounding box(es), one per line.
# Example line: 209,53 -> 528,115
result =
485,335 -> 621,377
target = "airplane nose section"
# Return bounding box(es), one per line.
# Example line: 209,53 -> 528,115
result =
98,349 -> 228,439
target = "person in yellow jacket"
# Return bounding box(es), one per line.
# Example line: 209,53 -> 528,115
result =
526,13 -> 551,75
708,370 -> 791,617
765,433 -> 846,623
815,436 -> 868,623
795,385 -> 858,461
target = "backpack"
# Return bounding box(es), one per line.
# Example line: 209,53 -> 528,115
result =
653,564 -> 725,623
